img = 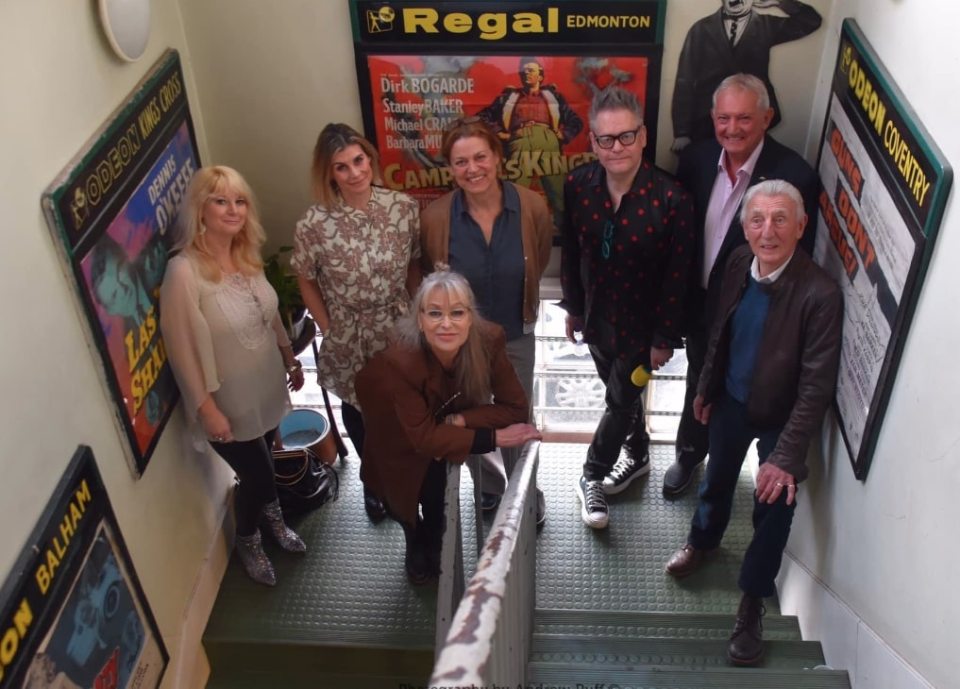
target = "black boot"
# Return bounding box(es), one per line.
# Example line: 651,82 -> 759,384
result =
364,488 -> 387,522
728,594 -> 765,665
402,521 -> 435,585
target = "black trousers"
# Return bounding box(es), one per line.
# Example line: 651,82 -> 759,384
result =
582,345 -> 650,480
675,322 -> 709,467
400,460 -> 447,554
211,428 -> 278,537
341,401 -> 365,457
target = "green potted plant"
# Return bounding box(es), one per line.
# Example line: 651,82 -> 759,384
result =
263,245 -> 307,340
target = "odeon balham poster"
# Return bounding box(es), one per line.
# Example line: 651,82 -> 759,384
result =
0,447 -> 167,689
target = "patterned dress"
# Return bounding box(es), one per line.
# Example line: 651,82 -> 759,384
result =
291,186 -> 420,407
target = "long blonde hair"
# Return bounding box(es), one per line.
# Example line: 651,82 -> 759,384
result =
397,265 -> 492,406
175,165 -> 266,281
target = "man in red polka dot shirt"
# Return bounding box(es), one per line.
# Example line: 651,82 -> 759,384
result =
560,86 -> 696,529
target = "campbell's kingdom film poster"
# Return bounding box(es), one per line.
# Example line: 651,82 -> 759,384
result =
42,50 -> 201,476
369,54 -> 649,214
0,447 -> 168,689
814,21 -> 951,479
350,1 -> 666,236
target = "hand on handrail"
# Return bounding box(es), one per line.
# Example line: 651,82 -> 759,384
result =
495,423 -> 542,448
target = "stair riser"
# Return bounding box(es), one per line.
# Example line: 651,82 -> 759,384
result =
530,663 -> 850,688
532,637 -> 825,669
204,640 -> 434,679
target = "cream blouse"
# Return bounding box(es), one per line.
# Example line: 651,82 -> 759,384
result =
160,253 -> 291,445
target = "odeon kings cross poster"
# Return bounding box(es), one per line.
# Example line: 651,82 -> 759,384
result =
42,50 -> 201,476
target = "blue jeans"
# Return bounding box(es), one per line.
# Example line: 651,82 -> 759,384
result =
687,394 -> 797,598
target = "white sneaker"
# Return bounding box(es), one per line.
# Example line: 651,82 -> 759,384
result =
575,475 -> 609,529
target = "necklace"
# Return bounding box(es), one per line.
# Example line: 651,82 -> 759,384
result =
218,272 -> 272,350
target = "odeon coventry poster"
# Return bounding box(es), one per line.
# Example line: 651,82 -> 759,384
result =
814,21 -> 951,478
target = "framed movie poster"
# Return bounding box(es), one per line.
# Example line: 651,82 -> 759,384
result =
814,21 -> 952,479
350,1 -> 666,236
0,446 -> 168,689
42,50 -> 201,476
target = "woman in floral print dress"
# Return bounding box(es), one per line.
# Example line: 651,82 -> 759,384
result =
292,123 -> 420,521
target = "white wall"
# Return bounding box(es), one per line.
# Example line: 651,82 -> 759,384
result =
0,2 -> 232,687
781,2 -> 960,688
176,0 -> 363,255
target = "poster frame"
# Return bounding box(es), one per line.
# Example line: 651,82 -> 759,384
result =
349,0 -> 667,238
0,446 -> 168,689
40,49 -> 202,477
814,19 -> 952,479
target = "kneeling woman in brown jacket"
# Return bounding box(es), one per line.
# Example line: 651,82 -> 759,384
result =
356,266 -> 541,584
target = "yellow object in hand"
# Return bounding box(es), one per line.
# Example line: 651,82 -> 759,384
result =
630,365 -> 651,387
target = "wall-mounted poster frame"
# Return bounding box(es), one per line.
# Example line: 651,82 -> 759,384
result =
349,0 -> 666,239
41,49 -> 201,477
814,20 -> 952,479
0,446 -> 168,689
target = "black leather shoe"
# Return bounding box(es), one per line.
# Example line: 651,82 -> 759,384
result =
728,594 -> 766,666
480,492 -> 501,512
363,489 -> 387,522
662,459 -> 699,497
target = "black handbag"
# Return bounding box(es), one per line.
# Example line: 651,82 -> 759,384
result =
273,447 -> 339,516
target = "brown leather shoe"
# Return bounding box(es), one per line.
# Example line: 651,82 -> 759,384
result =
728,594 -> 765,665
665,544 -> 709,578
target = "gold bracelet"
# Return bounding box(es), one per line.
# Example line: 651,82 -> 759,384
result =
286,361 -> 302,374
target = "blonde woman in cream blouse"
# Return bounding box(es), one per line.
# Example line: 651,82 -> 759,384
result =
160,165 -> 305,586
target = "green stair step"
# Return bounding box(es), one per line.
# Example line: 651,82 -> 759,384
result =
535,608 -> 802,640
533,635 -> 825,669
207,670 -> 429,689
529,662 -> 850,688
203,638 -> 434,683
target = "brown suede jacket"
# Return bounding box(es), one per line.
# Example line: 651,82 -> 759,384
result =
419,183 -> 553,327
698,245 -> 843,482
355,323 -> 528,527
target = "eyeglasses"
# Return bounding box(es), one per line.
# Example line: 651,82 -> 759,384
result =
601,219 -> 615,260
421,307 -> 471,323
593,127 -> 643,149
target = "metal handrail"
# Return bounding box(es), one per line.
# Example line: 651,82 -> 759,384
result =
431,441 -> 540,686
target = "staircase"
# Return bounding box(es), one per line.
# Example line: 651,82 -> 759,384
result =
202,444 -> 849,688
529,608 -> 847,687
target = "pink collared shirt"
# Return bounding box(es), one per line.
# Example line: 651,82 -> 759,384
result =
701,140 -> 765,288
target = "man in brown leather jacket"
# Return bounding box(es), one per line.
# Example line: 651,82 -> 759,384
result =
664,180 -> 842,666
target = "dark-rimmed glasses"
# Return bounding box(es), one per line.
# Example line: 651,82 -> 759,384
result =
593,127 -> 643,149
601,219 -> 615,260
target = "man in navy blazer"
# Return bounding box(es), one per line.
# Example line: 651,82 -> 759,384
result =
663,73 -> 819,497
